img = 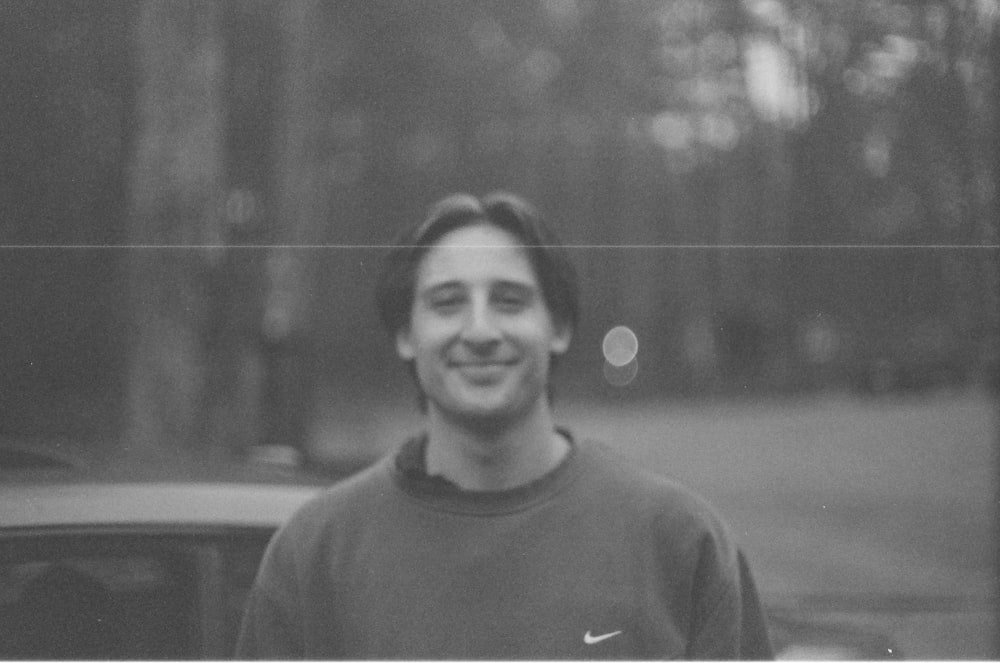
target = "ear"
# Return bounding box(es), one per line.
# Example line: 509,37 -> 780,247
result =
549,321 -> 572,356
396,327 -> 416,361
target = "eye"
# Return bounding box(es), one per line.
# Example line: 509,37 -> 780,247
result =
426,290 -> 465,313
492,287 -> 531,312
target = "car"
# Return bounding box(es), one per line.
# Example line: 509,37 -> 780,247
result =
1,443 -> 917,660
1,483 -> 320,658
0,443 -> 365,659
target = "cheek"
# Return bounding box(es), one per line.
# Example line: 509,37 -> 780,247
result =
406,315 -> 454,348
522,320 -> 566,356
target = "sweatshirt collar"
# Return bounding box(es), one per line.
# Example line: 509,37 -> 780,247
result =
392,428 -> 581,515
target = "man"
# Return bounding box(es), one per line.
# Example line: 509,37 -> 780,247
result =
236,192 -> 773,659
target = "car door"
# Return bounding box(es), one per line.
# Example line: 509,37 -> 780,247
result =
0,526 -> 275,660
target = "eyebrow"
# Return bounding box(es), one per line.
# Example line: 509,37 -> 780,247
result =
418,282 -> 462,299
491,281 -> 536,296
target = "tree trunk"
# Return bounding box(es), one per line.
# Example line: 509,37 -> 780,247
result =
126,0 -> 236,460
260,0 -> 327,454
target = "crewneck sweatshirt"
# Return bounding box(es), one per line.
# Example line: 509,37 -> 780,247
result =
236,433 -> 773,659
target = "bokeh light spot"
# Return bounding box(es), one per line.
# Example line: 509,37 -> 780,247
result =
602,325 -> 639,367
603,357 -> 639,387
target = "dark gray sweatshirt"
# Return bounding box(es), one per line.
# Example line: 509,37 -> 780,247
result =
235,434 -> 773,659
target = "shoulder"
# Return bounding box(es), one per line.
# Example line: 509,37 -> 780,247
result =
265,455 -> 394,560
248,455 -> 400,601
293,455 -> 393,524
573,437 -> 737,552
575,438 -> 721,514
575,437 -> 747,587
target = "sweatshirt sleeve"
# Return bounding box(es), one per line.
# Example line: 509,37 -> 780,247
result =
234,582 -> 302,660
685,539 -> 774,660
233,513 -> 312,660
736,549 -> 774,659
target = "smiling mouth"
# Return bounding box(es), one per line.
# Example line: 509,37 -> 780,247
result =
450,361 -> 515,370
448,356 -> 518,367
448,360 -> 518,376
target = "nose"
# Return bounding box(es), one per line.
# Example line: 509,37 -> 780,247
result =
459,297 -> 501,348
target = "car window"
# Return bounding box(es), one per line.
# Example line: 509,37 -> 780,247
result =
220,531 -> 275,653
0,538 -> 198,660
0,529 -> 276,660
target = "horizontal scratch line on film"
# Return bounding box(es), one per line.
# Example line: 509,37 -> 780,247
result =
1,244 -> 998,250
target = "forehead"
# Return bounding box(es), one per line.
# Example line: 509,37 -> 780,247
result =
416,224 -> 538,289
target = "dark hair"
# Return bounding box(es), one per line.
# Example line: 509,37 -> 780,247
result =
375,191 -> 580,339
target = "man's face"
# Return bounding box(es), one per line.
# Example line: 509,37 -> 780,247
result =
396,224 -> 571,427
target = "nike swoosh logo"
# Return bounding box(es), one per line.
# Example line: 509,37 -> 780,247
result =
584,630 -> 623,645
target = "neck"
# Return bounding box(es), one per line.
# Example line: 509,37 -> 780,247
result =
424,402 -> 569,491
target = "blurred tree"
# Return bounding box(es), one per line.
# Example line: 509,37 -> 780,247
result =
127,0 -> 238,456
0,0 -> 130,440
279,0 -> 997,399
3,0 -> 997,469
128,0 -> 334,459
782,0 -> 998,389
3,0 -> 996,463
264,0 -> 337,454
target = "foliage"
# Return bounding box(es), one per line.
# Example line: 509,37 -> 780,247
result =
286,0 -> 999,394
2,0 -> 998,446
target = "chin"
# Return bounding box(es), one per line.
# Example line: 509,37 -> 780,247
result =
432,396 -> 528,430
424,374 -> 548,428
448,402 -> 518,425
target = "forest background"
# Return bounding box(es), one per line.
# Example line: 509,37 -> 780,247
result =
0,0 -> 997,461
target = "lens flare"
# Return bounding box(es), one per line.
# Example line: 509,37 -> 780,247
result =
602,326 -> 638,367
603,357 -> 639,387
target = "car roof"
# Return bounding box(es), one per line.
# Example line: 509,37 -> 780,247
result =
1,437 -> 376,485
0,439 -> 376,531
0,482 -> 324,529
